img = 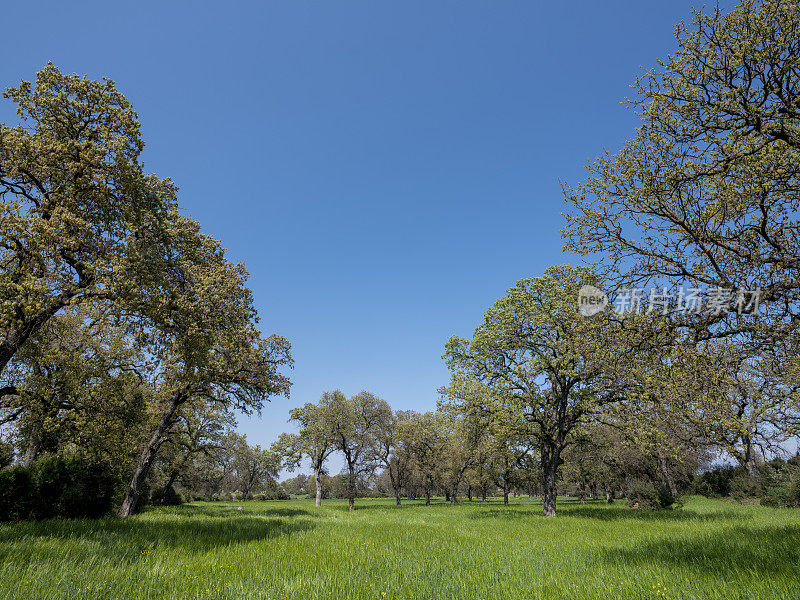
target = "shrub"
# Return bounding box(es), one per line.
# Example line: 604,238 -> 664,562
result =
29,455 -> 121,519
0,455 -> 120,521
728,472 -> 758,501
627,479 -> 676,510
0,466 -> 33,521
694,465 -> 742,497
151,485 -> 184,506
759,458 -> 800,508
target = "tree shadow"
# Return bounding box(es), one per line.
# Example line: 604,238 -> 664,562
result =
464,503 -> 751,523
468,507 -> 543,520
168,504 -> 311,519
602,524 -> 800,578
352,500 -> 452,512
561,504 -> 751,522
0,513 -> 315,565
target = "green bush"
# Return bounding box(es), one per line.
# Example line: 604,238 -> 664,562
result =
0,466 -> 33,521
627,479 -> 676,510
151,485 -> 184,506
694,465 -> 742,497
728,472 -> 758,500
0,455 -> 120,521
759,458 -> 800,508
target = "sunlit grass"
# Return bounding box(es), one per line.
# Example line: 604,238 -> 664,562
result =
0,497 -> 797,599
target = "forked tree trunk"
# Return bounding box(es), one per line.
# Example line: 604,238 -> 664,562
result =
119,390 -> 184,517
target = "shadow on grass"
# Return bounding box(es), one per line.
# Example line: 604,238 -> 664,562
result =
170,504 -> 312,519
0,512 -> 315,563
350,500 -> 452,512
603,524 -> 800,577
561,504 -> 751,522
465,502 -> 751,523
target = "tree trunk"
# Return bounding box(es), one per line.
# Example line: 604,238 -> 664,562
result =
467,485 -> 472,502
541,442 -> 564,518
389,467 -> 402,506
165,469 -> 180,491
347,465 -> 355,512
20,427 -> 43,468
742,435 -> 760,480
314,467 -> 323,507
542,470 -> 557,517
503,480 -> 509,506
657,448 -> 678,497
424,489 -> 431,506
119,390 -> 184,517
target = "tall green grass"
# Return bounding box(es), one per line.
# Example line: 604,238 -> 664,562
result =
0,497 -> 797,599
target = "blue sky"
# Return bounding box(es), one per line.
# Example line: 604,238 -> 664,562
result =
2,1 -> 711,458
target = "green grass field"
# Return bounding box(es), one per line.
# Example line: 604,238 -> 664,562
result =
0,496 -> 797,600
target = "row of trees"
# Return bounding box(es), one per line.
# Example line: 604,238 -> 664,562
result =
0,65 -> 292,517
272,0 -> 800,516
271,263 -> 798,516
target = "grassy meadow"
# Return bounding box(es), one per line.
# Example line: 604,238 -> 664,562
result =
0,496 -> 797,600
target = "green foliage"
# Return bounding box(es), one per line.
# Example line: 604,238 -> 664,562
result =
0,455 -> 120,521
0,441 -> 13,470
759,457 -> 800,508
627,479 -> 677,510
0,466 -> 32,521
28,455 -> 121,519
728,472 -> 759,501
151,485 -> 184,506
694,466 -> 743,498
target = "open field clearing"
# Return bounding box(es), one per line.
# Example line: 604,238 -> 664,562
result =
0,497 -> 797,600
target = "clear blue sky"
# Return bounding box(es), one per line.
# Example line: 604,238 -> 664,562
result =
2,0 -> 712,454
